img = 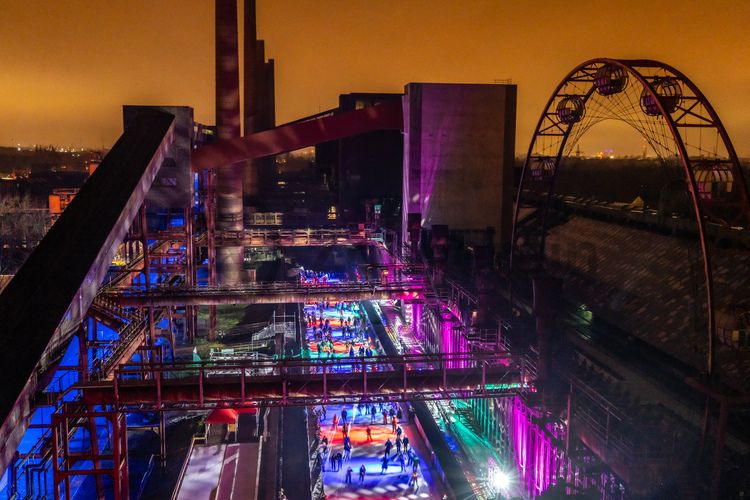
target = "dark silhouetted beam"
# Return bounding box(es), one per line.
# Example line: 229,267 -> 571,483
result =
0,110 -> 174,474
191,100 -> 403,170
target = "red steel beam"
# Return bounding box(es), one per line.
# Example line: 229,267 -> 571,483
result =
213,228 -> 385,247
191,100 -> 403,171
80,363 -> 526,407
103,281 -> 425,307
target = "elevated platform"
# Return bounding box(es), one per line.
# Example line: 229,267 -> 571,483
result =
101,280 -> 426,306
78,352 -> 531,408
209,227 -> 385,247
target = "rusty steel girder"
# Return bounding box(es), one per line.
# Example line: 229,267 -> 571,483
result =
102,280 -> 426,306
78,352 -> 532,408
191,100 -> 403,171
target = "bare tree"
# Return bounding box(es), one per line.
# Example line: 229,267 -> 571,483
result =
0,194 -> 50,273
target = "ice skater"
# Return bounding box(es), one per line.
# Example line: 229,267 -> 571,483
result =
384,438 -> 392,458
409,469 -> 419,489
381,455 -> 389,474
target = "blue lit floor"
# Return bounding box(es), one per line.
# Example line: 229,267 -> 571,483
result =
303,302 -> 444,499
316,402 -> 441,500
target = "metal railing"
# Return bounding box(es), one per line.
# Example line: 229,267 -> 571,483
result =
90,295 -> 142,323
209,349 -> 273,363
105,277 -> 426,293
100,280 -> 428,307
93,309 -> 163,380
215,320 -> 269,339
135,454 -> 156,500
570,375 -> 677,462
170,436 -> 201,500
10,385 -> 84,500
214,227 -> 386,247
96,352 -> 533,409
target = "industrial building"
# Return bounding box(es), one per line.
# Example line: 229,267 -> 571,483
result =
0,2 -> 748,500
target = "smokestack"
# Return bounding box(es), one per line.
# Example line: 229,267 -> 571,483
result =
243,0 -> 258,134
214,0 -> 243,287
242,0 -> 275,205
215,0 -> 241,141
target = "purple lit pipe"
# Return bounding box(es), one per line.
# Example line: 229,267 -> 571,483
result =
505,397 -> 561,498
412,303 -> 423,340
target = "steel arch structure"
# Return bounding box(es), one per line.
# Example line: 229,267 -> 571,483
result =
511,58 -> 750,376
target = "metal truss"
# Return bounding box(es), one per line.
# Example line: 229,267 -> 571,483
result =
52,406 -> 129,500
100,279 -> 427,306
205,226 -> 386,247
77,352 -> 534,409
511,58 -> 750,377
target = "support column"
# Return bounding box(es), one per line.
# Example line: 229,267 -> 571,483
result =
77,324 -> 88,383
185,204 -> 196,343
159,411 -> 167,469
710,398 -> 729,500
53,409 -> 129,500
209,306 -> 218,342
430,224 -> 449,286
531,274 -> 563,409
167,306 -> 176,359
407,213 -> 421,260
565,381 -> 572,455
87,407 -> 105,500
472,244 -> 496,343
206,170 -> 218,341
147,307 -> 156,346
140,207 -> 151,289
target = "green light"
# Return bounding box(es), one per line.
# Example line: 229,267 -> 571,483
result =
484,383 -> 524,390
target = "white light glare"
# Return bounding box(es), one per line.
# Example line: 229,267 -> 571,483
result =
492,470 -> 511,491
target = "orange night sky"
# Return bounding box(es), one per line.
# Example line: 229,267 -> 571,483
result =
1,0 -> 748,156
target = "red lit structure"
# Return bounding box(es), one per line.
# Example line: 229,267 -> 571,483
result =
191,99 -> 403,171
52,407 -> 129,500
79,352 -> 530,408
2,5 -> 750,495
102,279 -> 426,307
